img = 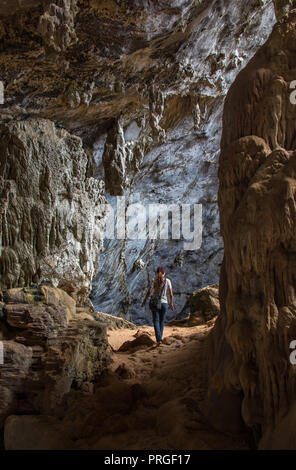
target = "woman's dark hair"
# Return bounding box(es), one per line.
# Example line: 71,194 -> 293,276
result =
156,266 -> 166,287
156,266 -> 166,274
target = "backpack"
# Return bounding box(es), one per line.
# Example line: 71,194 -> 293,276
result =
149,278 -> 168,311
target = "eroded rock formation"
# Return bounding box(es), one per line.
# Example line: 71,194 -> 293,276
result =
0,118 -> 106,304
1,0 -> 295,451
203,8 -> 296,448
0,0 -> 276,322
88,0 -> 276,322
0,286 -> 110,427
38,0 -> 78,54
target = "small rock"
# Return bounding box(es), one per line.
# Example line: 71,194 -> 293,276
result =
115,363 -> 136,379
161,336 -> 176,345
81,382 -> 94,394
118,333 -> 155,352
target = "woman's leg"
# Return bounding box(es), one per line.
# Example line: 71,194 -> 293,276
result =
152,309 -> 161,342
159,303 -> 168,340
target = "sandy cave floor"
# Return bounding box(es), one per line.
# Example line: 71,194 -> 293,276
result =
82,321 -> 251,450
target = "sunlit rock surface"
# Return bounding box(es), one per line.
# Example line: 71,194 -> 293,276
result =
89,1 -> 276,323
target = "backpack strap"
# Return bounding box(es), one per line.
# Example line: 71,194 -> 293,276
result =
162,278 -> 168,298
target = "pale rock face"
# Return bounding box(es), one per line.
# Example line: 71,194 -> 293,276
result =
0,119 -> 107,305
90,1 -> 276,323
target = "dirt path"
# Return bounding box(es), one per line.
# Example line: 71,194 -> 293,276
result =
87,322 -> 251,450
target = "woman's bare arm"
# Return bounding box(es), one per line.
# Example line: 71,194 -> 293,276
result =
169,287 -> 174,310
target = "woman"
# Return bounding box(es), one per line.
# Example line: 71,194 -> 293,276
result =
141,266 -> 174,345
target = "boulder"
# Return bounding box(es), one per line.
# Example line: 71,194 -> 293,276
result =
0,287 -> 110,426
189,283 -> 220,324
117,333 -> 155,352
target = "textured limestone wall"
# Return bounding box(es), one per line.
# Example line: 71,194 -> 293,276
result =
0,0 -> 276,322
0,118 -> 107,305
90,0 -> 276,322
203,9 -> 296,448
38,0 -> 78,54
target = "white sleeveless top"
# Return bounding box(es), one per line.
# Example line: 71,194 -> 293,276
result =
150,277 -> 172,303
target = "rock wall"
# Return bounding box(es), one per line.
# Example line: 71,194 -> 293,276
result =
203,8 -> 296,448
1,0 -> 295,450
89,0 -> 276,323
0,286 -> 110,427
0,0 -> 276,323
0,118 -> 106,305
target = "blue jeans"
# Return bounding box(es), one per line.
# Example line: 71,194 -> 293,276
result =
152,302 -> 168,342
